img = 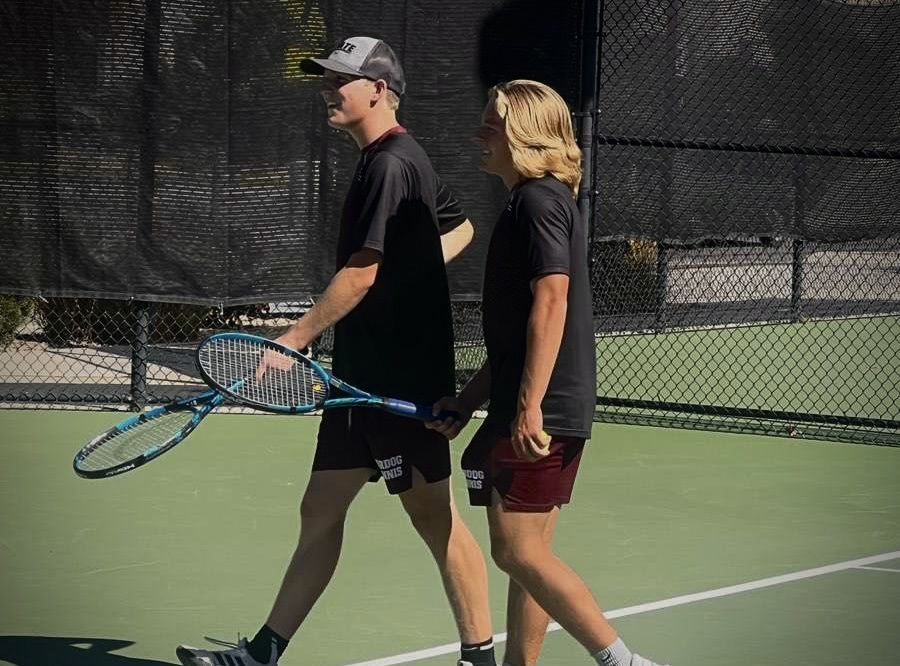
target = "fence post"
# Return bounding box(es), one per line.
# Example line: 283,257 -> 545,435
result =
654,243 -> 670,331
791,143 -> 808,322
128,0 -> 161,411
653,1 -> 681,333
577,0 -> 603,254
791,239 -> 806,322
130,301 -> 151,410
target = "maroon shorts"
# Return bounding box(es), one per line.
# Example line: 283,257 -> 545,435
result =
313,407 -> 451,494
461,421 -> 586,512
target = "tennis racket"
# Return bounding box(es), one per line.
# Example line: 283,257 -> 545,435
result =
73,389 -> 226,479
196,332 -> 458,422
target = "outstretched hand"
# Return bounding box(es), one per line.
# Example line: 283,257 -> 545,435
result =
253,334 -> 308,381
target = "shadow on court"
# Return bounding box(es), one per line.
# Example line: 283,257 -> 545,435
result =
0,636 -> 174,665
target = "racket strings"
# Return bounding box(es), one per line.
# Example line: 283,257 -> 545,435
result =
77,410 -> 193,471
200,337 -> 327,409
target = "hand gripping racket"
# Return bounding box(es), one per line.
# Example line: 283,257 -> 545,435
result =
196,332 -> 457,422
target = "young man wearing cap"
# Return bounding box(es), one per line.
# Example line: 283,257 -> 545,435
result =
176,37 -> 495,666
429,80 -> 671,666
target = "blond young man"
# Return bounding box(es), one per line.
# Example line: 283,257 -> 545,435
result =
177,37 -> 495,666
429,80 -> 670,666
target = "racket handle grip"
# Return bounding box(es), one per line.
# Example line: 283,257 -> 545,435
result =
384,399 -> 460,423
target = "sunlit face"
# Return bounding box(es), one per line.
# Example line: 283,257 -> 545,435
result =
320,70 -> 377,129
476,100 -> 514,176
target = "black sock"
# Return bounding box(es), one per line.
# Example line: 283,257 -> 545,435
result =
247,624 -> 289,663
460,638 -> 496,666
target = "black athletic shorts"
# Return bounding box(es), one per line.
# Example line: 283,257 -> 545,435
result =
312,407 -> 452,494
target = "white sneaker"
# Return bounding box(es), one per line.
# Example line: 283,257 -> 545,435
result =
176,636 -> 278,666
631,654 -> 670,666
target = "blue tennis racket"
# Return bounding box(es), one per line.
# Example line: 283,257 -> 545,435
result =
196,332 -> 456,422
73,389 -> 226,478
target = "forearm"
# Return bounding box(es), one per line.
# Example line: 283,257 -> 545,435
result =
280,266 -> 373,349
458,361 -> 491,412
518,289 -> 567,412
441,219 -> 474,263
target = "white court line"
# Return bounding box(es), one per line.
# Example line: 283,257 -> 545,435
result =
855,565 -> 900,574
339,550 -> 900,666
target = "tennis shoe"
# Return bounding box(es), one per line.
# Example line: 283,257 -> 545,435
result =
176,635 -> 278,666
631,654 -> 670,666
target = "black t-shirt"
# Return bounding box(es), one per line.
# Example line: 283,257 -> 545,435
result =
332,128 -> 466,403
481,175 -> 596,437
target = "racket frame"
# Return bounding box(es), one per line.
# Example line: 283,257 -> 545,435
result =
73,389 -> 225,479
196,333 -> 447,421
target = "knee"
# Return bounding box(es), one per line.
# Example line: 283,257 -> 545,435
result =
490,540 -> 519,574
404,498 -> 452,536
299,490 -> 348,533
490,538 -> 541,577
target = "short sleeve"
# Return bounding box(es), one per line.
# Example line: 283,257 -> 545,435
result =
435,177 -> 467,233
356,154 -> 408,253
517,189 -> 573,279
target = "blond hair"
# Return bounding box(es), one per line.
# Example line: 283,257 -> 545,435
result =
489,80 -> 582,196
386,90 -> 400,110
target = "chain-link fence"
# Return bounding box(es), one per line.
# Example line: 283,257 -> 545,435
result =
0,296 -> 487,409
2,0 -> 898,446
2,242 -> 898,445
588,240 -> 899,446
580,0 -> 900,445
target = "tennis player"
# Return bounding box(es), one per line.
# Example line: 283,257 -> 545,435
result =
428,80 -> 670,666
177,37 -> 496,666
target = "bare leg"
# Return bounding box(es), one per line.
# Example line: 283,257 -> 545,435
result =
487,492 -> 618,655
265,468 -> 371,638
399,470 -> 493,644
502,509 -> 559,666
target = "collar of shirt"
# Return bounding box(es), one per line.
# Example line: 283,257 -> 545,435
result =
362,125 -> 407,153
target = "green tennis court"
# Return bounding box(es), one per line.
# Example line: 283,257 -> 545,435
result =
2,409 -> 899,666
457,317 -> 900,419
456,315 -> 900,440
596,316 -> 900,420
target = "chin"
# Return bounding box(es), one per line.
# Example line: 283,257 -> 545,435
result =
326,115 -> 348,129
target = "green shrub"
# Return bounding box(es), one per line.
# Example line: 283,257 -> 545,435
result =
591,240 -> 659,316
0,295 -> 34,347
36,298 -> 212,346
34,299 -> 277,346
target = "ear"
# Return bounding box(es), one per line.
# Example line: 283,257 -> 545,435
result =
371,79 -> 388,105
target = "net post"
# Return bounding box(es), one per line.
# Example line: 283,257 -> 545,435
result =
130,301 -> 152,411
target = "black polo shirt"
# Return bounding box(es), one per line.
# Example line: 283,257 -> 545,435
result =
332,128 -> 466,403
481,175 -> 596,438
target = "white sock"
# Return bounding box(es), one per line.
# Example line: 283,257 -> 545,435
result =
594,638 -> 632,666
